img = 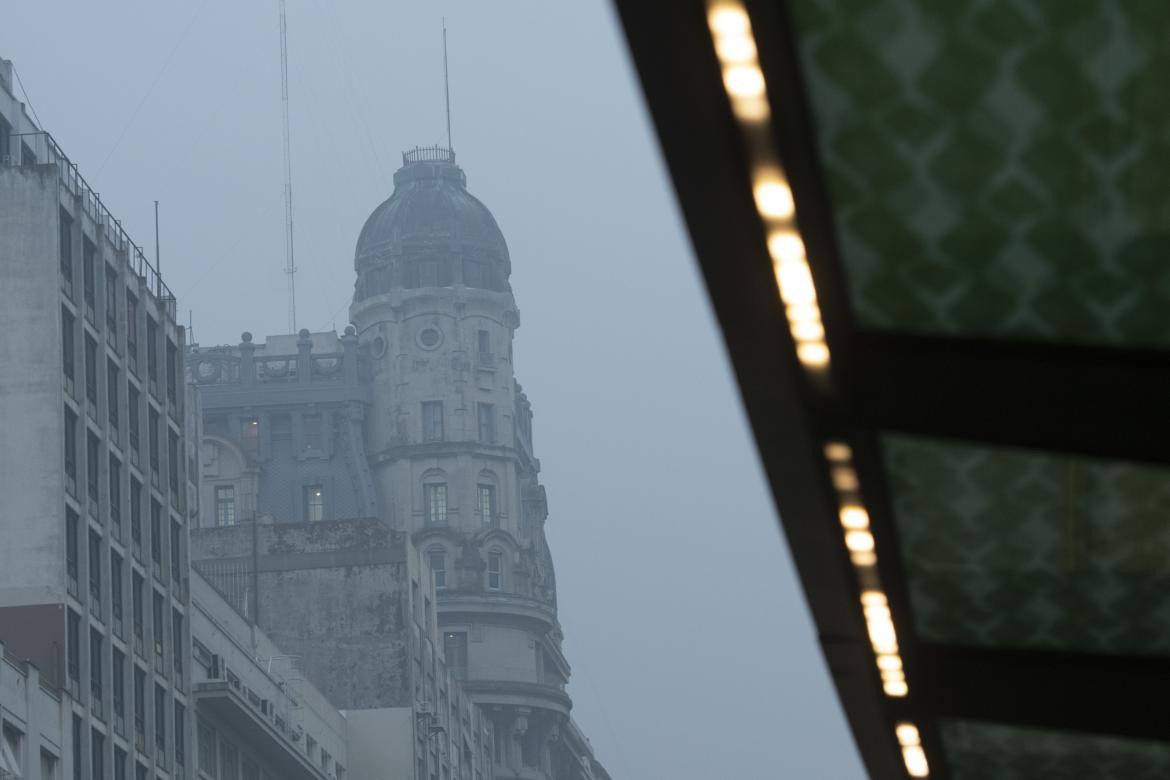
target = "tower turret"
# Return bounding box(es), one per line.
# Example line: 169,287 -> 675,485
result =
351,147 -> 575,779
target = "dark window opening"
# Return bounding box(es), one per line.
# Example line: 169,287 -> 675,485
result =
422,401 -> 444,442
304,485 -> 324,523
424,483 -> 448,525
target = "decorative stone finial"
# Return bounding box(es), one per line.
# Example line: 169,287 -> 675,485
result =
344,325 -> 357,336
241,331 -> 253,343
298,328 -> 311,339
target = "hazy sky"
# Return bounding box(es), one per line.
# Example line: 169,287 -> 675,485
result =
4,2 -> 864,776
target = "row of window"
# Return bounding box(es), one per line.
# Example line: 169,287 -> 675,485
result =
69,708 -> 183,780
427,549 -> 504,591
58,213 -> 182,407
422,401 -> 497,444
210,483 -> 325,526
423,483 -> 497,526
63,309 -> 184,499
64,453 -> 184,587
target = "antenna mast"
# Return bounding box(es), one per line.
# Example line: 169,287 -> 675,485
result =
443,20 -> 452,151
279,0 -> 297,332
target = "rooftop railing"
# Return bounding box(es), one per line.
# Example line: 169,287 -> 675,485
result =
4,131 -> 177,318
402,144 -> 456,165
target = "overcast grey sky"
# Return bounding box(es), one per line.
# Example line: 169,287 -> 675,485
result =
4,2 -> 864,776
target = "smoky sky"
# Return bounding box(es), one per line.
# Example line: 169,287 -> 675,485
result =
4,2 -> 865,776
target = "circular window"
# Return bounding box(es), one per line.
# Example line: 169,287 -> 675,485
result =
370,335 -> 387,358
417,327 -> 443,350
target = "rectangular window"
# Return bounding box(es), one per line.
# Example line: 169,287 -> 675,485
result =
65,406 -> 78,493
67,610 -> 81,687
150,500 -> 163,569
133,667 -> 146,741
83,237 -> 96,312
88,532 -> 103,610
90,627 -> 103,704
198,719 -> 216,776
59,208 -> 73,283
170,519 -> 181,585
145,317 -> 158,392
85,334 -> 99,405
172,609 -> 184,675
112,647 -> 125,719
109,456 -> 122,526
63,307 -> 75,387
304,485 -> 324,523
107,359 -> 119,430
221,740 -> 239,780
92,728 -> 105,780
422,401 -> 444,442
430,551 -> 447,589
42,749 -> 59,780
424,484 -> 448,525
130,478 -> 143,551
477,484 -> 496,526
111,552 -> 124,623
87,431 -> 100,502
165,339 -> 177,405
154,684 -> 166,754
132,572 -> 145,644
114,747 -> 126,780
128,384 -> 140,456
174,702 -> 185,767
487,552 -> 502,590
148,408 -> 160,479
477,402 -> 495,443
66,508 -> 80,590
303,413 -> 322,450
106,266 -> 118,334
240,418 -> 259,454
168,430 -> 180,494
71,715 -> 82,780
444,632 -> 468,678
215,485 -> 236,526
152,592 -> 165,658
126,294 -> 138,374
477,329 -> 490,354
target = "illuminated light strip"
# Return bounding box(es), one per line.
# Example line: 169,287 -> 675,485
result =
824,442 -> 910,699
706,2 -> 830,373
896,723 -> 930,778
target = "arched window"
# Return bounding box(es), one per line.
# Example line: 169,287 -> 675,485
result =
487,550 -> 503,591
428,547 -> 447,589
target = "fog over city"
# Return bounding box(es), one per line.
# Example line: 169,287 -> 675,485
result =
3,2 -> 865,777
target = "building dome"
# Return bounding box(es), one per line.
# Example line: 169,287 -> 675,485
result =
353,146 -> 511,302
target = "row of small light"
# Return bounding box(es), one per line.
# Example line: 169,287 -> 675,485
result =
705,5 -> 927,774
707,3 -> 830,372
824,443 -> 909,698
827,442 -> 928,777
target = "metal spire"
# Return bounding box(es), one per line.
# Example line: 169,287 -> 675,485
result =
443,19 -> 453,151
279,0 -> 297,332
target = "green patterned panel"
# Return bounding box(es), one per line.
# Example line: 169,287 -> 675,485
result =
790,0 -> 1170,346
884,435 -> 1170,653
942,720 -> 1170,780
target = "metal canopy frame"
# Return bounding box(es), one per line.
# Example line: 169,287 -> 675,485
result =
611,1 -> 1170,778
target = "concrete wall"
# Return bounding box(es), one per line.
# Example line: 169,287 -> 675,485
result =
342,707 -> 414,780
0,161 -> 65,609
190,518 -> 414,711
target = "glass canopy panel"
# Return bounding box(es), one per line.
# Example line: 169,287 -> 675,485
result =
789,0 -> 1170,346
884,434 -> 1170,653
942,720 -> 1170,780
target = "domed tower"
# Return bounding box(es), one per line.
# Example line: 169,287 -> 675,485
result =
351,147 -> 574,779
